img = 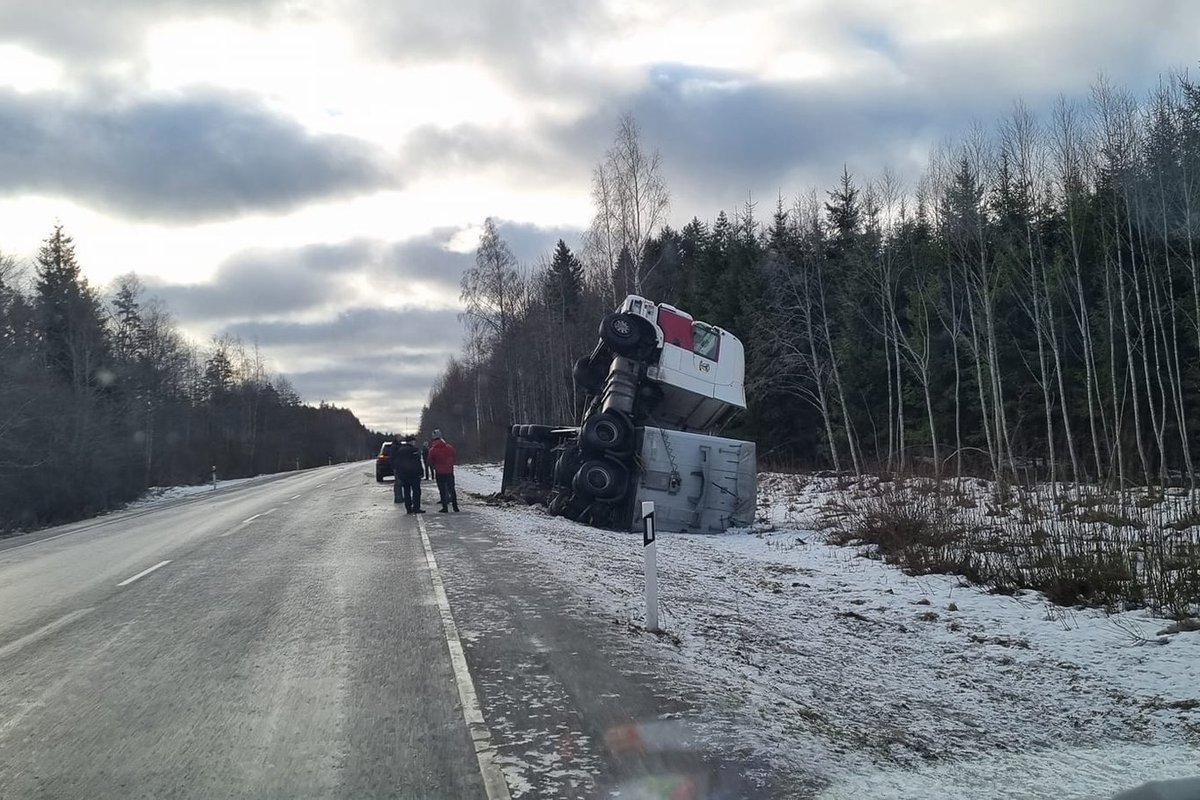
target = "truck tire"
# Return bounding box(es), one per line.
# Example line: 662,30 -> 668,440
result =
599,313 -> 654,358
572,458 -> 629,501
580,411 -> 633,455
553,443 -> 583,488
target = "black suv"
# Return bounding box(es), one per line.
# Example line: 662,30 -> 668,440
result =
375,441 -> 394,482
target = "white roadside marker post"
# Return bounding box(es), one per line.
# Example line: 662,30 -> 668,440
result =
211,466 -> 217,491
642,501 -> 659,633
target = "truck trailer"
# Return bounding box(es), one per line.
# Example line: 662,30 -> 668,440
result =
501,295 -> 757,533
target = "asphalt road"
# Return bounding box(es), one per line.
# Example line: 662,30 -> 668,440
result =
0,464 -> 487,800
0,464 -> 786,799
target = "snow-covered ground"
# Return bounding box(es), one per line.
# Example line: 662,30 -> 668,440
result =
456,464 -> 1200,800
122,475 -> 263,511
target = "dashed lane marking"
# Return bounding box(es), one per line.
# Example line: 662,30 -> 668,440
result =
116,560 -> 171,587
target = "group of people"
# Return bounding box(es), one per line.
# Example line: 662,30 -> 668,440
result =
391,429 -> 459,515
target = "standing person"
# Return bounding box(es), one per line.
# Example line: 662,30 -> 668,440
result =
392,434 -> 426,514
421,440 -> 432,481
426,429 -> 459,512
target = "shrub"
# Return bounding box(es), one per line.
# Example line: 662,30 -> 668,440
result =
1166,511 -> 1200,531
833,487 -> 977,577
826,474 -> 1200,619
1075,509 -> 1147,529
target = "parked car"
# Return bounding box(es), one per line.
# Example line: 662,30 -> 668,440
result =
375,441 -> 394,482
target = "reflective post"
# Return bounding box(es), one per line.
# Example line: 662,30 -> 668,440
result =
642,501 -> 659,633
211,466 -> 217,491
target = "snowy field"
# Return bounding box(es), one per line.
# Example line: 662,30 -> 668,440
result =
457,464 -> 1200,800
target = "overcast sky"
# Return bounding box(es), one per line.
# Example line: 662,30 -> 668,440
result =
0,0 -> 1196,431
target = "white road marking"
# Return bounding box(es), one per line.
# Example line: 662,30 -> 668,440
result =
0,527 -> 89,555
220,514 -> 260,537
290,494 -> 302,500
417,517 -> 512,800
262,507 -> 278,516
116,560 -> 171,587
0,608 -> 95,661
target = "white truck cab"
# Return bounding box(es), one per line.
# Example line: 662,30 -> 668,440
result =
614,296 -> 746,431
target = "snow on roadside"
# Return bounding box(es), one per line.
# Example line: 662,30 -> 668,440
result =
122,476 -> 262,511
456,464 -> 1200,799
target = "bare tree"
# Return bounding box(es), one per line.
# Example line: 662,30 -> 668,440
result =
461,217 -> 526,421
1094,77 -> 1152,485
1051,95 -> 1108,483
585,113 -> 670,300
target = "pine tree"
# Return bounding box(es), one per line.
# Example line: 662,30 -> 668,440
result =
825,165 -> 862,245
542,240 -> 583,312
35,224 -> 108,387
110,273 -> 144,363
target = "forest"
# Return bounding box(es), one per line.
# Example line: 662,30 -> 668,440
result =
0,227 -> 384,530
425,73 -> 1200,496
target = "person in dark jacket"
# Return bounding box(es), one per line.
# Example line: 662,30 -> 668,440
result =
426,429 -> 459,512
392,434 -> 426,513
421,440 -> 432,481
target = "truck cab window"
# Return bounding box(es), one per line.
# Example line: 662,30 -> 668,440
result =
693,324 -> 720,361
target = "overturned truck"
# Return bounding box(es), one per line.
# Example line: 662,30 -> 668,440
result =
501,295 -> 756,533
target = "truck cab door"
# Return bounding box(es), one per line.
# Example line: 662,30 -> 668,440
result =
690,323 -> 721,383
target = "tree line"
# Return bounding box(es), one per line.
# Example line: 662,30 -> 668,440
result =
0,226 -> 385,530
425,71 -> 1200,492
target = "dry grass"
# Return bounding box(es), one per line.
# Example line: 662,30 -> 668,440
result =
826,477 -> 1200,619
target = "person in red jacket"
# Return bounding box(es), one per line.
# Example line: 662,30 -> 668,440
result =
426,429 -> 459,512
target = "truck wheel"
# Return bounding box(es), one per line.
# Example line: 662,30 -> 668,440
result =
554,444 -> 583,487
573,459 -> 629,501
599,313 -> 654,358
580,411 -> 633,455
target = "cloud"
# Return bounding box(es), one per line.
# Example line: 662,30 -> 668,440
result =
0,88 -> 390,220
0,0 -> 276,66
346,0 -> 612,92
224,306 -> 461,352
145,241 -> 372,322
223,306 -> 464,429
146,221 -> 586,331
